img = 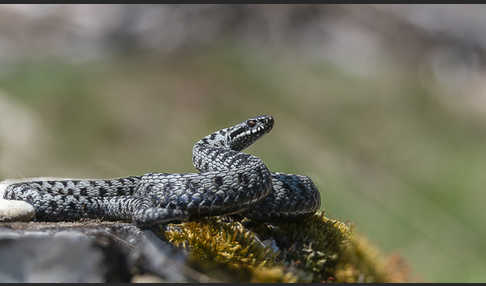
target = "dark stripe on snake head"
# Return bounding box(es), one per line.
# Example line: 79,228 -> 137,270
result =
229,128 -> 245,140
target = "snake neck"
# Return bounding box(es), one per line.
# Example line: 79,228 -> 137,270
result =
192,143 -> 266,173
191,115 -> 274,172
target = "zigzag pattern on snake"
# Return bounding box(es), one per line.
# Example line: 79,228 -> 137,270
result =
2,115 -> 321,227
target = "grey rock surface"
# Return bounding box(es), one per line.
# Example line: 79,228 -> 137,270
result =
0,220 -> 199,283
0,235 -> 105,282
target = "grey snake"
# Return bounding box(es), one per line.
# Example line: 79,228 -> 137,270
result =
2,115 -> 321,227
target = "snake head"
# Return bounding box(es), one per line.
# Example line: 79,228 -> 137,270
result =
228,115 -> 274,151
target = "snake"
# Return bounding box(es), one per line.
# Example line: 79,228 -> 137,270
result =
1,115 -> 321,227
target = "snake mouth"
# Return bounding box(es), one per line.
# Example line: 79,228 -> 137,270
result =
258,114 -> 274,132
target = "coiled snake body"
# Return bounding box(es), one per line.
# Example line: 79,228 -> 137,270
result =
2,115 -> 320,226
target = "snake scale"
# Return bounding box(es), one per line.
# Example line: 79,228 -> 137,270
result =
2,115 -> 321,227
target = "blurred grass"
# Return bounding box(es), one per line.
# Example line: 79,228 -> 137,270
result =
1,46 -> 486,282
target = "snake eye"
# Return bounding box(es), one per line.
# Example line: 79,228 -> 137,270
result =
247,120 -> 257,127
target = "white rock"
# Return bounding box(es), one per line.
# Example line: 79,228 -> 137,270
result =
0,199 -> 35,222
0,178 -> 37,221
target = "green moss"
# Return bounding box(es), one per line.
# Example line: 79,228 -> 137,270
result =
162,217 -> 296,282
161,212 -> 407,283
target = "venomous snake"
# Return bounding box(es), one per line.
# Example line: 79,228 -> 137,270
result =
1,115 -> 321,227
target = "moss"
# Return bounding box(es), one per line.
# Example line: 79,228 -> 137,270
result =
161,217 -> 297,282
161,212 -> 408,283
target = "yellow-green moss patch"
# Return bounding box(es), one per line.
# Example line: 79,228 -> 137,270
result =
161,212 -> 408,282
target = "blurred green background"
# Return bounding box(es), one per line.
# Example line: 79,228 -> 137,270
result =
1,4 -> 486,282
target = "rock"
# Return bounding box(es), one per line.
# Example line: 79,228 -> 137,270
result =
0,200 -> 35,222
0,221 -> 195,282
0,232 -> 106,282
0,214 -> 409,282
129,230 -> 189,282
